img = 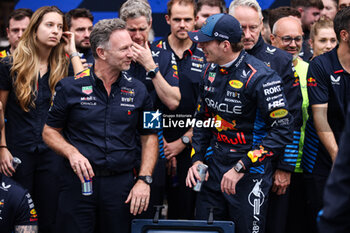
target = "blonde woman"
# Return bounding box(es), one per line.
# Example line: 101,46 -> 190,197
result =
309,17 -> 337,60
0,6 -> 83,232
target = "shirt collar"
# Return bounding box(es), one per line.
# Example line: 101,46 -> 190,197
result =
90,65 -> 124,88
164,34 -> 198,60
220,57 -> 238,68
218,50 -> 247,74
246,35 -> 264,55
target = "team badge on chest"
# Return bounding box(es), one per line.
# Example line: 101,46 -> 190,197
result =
82,86 -> 93,95
208,72 -> 216,83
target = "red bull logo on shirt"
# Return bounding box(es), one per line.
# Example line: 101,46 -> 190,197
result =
214,114 -> 236,131
0,50 -> 7,58
173,70 -> 179,79
74,69 -> 90,80
293,76 -> 300,87
215,132 -> 247,145
219,68 -> 228,75
307,77 -> 317,87
248,146 -> 274,163
30,208 -> 38,222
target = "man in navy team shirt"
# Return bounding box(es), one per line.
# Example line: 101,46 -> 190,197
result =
302,7 -> 350,233
0,8 -> 32,59
42,18 -> 158,233
120,0 -> 181,218
65,8 -> 95,76
154,0 -> 206,219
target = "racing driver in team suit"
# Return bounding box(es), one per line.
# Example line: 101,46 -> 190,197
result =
186,14 -> 293,233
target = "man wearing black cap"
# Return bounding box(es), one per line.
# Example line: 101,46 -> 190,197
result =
185,13 -> 293,233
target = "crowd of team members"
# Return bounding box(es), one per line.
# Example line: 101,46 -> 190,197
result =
0,0 -> 349,232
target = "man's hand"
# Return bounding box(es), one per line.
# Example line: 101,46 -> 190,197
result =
220,167 -> 244,195
131,42 -> 156,71
186,161 -> 209,188
164,138 -> 186,160
125,180 -> 151,215
271,169 -> 291,195
0,147 -> 15,176
68,152 -> 94,183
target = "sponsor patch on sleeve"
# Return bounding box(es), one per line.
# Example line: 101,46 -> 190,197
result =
74,69 -> 90,80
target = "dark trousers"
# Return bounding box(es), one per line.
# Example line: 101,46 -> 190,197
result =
166,147 -> 196,220
11,147 -> 62,233
195,170 -> 273,233
55,164 -> 133,233
266,172 -> 308,233
286,173 -> 308,233
304,172 -> 328,233
265,185 -> 289,233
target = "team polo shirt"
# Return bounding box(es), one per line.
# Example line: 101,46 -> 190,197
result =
303,47 -> 350,176
0,58 -> 53,152
0,174 -> 37,232
46,67 -> 156,172
127,44 -> 178,110
154,37 -> 206,142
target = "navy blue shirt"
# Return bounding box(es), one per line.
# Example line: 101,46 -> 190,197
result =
318,103 -> 350,233
68,49 -> 94,76
303,47 -> 350,176
0,58 -> 52,152
0,174 -> 37,232
247,36 -> 303,172
154,37 -> 206,142
191,51 -> 293,182
46,67 -> 155,172
127,44 -> 178,110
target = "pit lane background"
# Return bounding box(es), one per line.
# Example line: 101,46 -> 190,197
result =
14,0 -> 290,41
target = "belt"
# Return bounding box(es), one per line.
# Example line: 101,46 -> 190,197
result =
94,169 -> 118,177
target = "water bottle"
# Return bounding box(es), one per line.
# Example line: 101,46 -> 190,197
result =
193,163 -> 208,192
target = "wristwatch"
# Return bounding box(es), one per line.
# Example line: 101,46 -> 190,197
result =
138,175 -> 153,185
233,161 -> 245,173
181,136 -> 191,146
146,66 -> 159,79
